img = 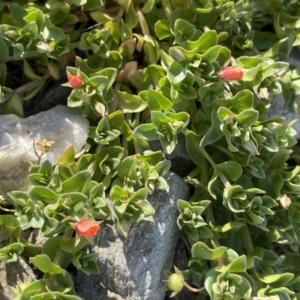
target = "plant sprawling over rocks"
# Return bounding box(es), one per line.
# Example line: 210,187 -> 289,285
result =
1,0 -> 300,299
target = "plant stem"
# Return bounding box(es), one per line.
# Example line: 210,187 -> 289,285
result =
161,0 -> 172,20
199,139 -> 217,168
47,228 -> 74,289
132,113 -> 140,129
199,140 -> 230,188
0,205 -> 15,212
199,160 -> 224,266
184,282 -> 205,293
136,9 -> 150,36
110,81 -> 121,113
53,228 -> 74,265
241,224 -> 254,253
205,202 -> 224,267
4,80 -> 44,102
187,100 -> 198,126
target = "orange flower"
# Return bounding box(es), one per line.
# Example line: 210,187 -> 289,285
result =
75,220 -> 101,238
68,75 -> 83,89
220,67 -> 244,81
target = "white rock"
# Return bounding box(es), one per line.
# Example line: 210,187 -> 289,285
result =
0,105 -> 89,198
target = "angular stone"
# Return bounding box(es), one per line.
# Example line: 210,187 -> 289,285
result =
24,80 -> 71,117
0,105 -> 89,201
0,241 -> 37,299
75,172 -> 190,300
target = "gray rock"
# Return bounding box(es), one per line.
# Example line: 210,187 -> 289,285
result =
0,105 -> 89,203
75,172 -> 190,300
150,134 -> 195,178
286,47 -> 300,68
24,79 -> 70,117
0,242 -> 37,299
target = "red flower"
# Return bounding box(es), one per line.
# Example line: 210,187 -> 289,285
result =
75,220 -> 101,238
220,67 -> 244,81
68,75 -> 83,89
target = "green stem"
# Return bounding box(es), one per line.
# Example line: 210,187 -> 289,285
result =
122,135 -> 128,150
161,0 -> 172,20
184,282 -> 205,293
136,9 -> 150,36
88,144 -> 103,178
4,78 -> 47,102
53,228 -> 74,265
0,205 -> 15,213
116,6 -> 125,24
47,228 -> 74,289
132,113 -> 140,129
187,100 -> 198,126
206,202 -> 224,267
200,160 -> 224,266
241,224 -> 254,253
133,137 -> 141,154
199,139 -> 230,188
199,139 -> 217,168
110,81 -> 121,113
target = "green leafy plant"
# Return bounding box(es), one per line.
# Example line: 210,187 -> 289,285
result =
1,0 -> 300,299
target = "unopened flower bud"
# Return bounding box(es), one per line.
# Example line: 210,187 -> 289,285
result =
220,67 -> 244,81
36,42 -> 51,54
169,47 -> 185,61
68,75 -> 83,89
5,30 -> 18,38
279,195 -> 291,209
167,273 -> 184,297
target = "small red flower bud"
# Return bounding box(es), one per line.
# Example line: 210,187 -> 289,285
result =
220,67 -> 244,81
75,220 -> 101,238
68,75 -> 83,89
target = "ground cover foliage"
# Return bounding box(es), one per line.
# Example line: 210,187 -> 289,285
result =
1,0 -> 300,299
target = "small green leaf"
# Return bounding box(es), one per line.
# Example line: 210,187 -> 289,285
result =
30,254 -> 63,274
8,4 -> 27,26
215,221 -> 245,233
29,186 -> 58,203
201,45 -> 221,63
258,273 -> 294,285
155,20 -> 171,40
57,146 -> 75,166
174,19 -> 196,46
185,130 -> 205,166
117,91 -> 148,113
141,0 -> 155,13
139,90 -> 173,111
167,60 -> 186,84
0,242 -> 24,262
187,30 -> 218,52
14,280 -> 47,298
192,242 -> 227,260
216,161 -> 243,182
134,123 -> 160,141
235,109 -> 258,127
62,171 -> 90,193
217,255 -> 247,273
